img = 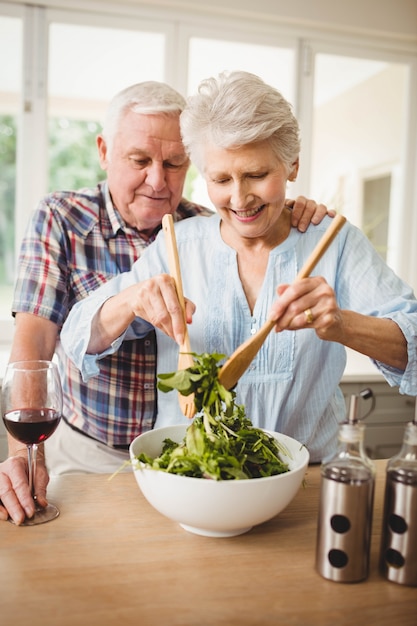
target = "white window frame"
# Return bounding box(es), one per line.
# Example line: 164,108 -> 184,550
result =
0,1 -> 25,349
16,6 -> 177,252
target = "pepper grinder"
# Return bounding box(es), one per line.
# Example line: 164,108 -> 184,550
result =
315,388 -> 376,583
379,408 -> 417,587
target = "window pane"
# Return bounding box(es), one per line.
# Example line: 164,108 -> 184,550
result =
188,37 -> 294,99
48,22 -> 166,189
363,174 -> 391,261
0,15 -> 21,318
310,53 -> 408,272
186,37 -> 295,207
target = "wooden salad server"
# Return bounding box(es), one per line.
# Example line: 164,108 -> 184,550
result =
218,214 -> 347,390
162,214 -> 196,418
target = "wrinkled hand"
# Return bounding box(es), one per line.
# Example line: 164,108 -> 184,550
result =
129,274 -> 196,346
270,276 -> 343,341
0,454 -> 49,525
286,196 -> 335,233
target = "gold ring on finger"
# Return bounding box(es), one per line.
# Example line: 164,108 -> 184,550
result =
304,308 -> 313,324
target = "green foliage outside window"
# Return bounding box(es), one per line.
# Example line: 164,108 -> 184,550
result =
0,115 -> 17,286
0,115 -> 104,287
48,118 -> 104,192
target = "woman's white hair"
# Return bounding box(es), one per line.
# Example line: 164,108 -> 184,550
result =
180,71 -> 300,174
102,81 -> 186,153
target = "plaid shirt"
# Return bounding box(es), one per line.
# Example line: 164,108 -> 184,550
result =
12,181 -> 212,447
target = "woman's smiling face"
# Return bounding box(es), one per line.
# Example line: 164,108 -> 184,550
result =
204,140 -> 298,243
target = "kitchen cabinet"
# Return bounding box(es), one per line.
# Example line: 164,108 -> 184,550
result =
340,380 -> 415,459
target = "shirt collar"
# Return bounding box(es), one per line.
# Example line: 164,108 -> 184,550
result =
102,182 -> 162,244
102,182 -> 126,238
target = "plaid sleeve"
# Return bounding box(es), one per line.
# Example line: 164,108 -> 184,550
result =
12,197 -> 71,326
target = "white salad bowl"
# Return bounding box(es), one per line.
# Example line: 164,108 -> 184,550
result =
129,424 -> 309,538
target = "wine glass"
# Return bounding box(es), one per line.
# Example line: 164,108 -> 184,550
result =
1,360 -> 63,526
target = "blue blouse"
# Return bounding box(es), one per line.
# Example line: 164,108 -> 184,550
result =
62,214 -> 417,461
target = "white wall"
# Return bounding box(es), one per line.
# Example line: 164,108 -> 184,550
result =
4,0 -> 417,44
135,0 -> 417,40
311,65 -> 406,216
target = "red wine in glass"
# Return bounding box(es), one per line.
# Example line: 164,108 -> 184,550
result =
3,408 -> 61,445
1,360 -> 63,526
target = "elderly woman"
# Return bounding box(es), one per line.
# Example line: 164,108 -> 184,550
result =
62,71 -> 417,462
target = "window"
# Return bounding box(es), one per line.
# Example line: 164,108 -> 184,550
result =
307,49 -> 410,276
362,173 -> 391,261
0,13 -> 22,320
187,36 -> 294,98
47,20 -> 166,190
0,6 -> 170,345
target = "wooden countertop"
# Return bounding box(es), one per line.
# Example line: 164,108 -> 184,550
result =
0,460 -> 415,626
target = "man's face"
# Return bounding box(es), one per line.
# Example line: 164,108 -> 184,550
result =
97,110 -> 190,236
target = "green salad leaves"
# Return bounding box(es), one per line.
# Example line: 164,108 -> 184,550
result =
135,353 -> 290,480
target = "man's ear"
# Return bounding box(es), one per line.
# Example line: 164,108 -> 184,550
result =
96,135 -> 108,171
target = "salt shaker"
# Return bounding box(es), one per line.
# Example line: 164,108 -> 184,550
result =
379,414 -> 417,586
315,388 -> 376,583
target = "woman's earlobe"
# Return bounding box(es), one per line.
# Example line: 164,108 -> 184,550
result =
289,159 -> 300,181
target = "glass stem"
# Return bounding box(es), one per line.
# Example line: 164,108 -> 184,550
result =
27,443 -> 38,503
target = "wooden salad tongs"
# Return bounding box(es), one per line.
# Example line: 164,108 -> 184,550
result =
162,214 -> 196,418
218,214 -> 347,391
